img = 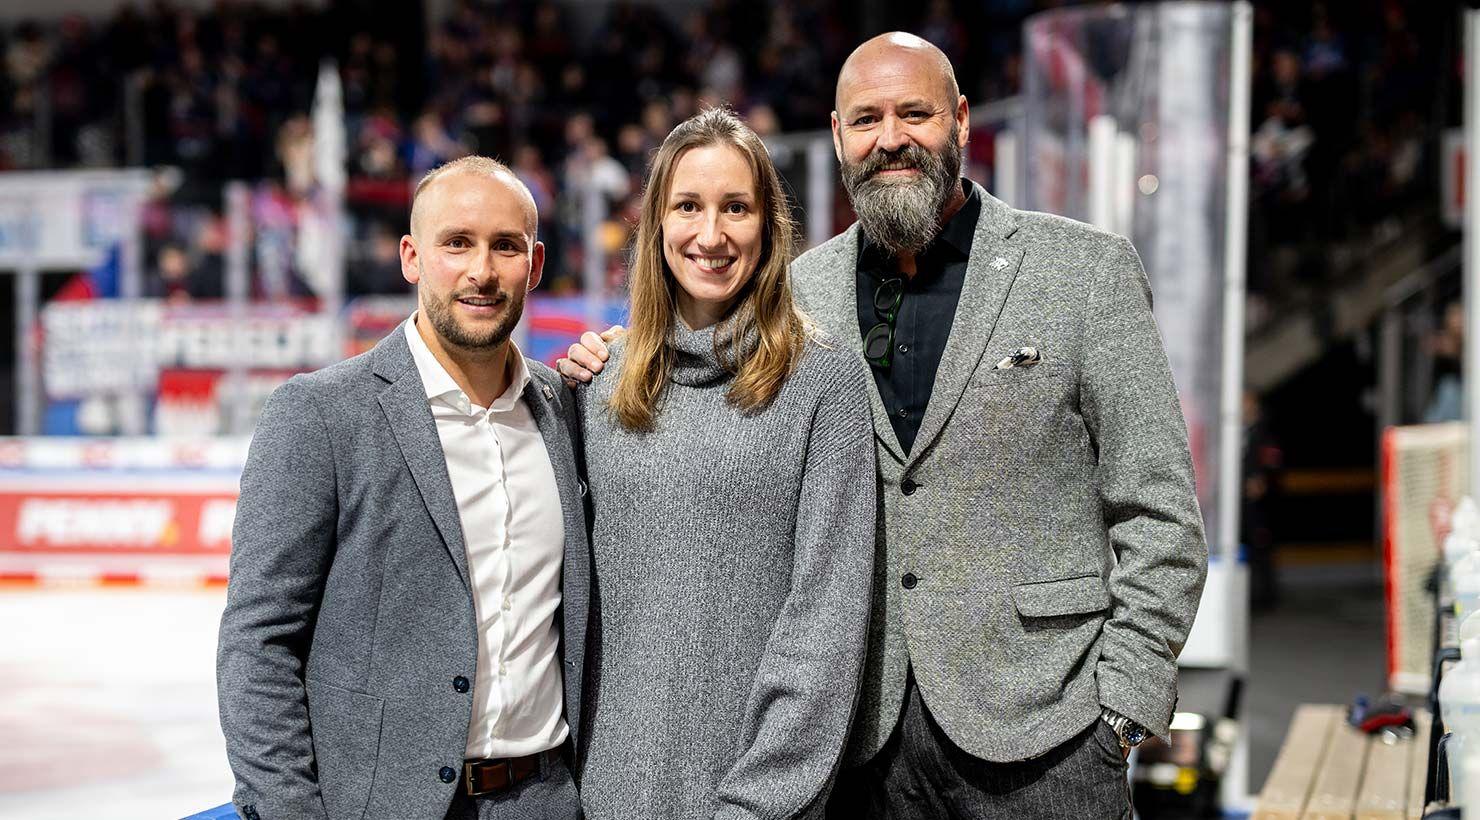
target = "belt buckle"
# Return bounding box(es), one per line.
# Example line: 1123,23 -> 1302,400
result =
463,759 -> 511,797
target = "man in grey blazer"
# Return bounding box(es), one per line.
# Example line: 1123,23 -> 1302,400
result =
561,33 -> 1206,819
218,156 -> 588,820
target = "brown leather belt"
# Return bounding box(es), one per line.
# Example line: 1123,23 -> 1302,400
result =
462,749 -> 553,797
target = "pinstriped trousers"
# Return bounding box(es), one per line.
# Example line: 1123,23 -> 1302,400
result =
828,678 -> 1133,820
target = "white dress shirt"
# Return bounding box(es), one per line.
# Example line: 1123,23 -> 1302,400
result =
404,315 -> 569,759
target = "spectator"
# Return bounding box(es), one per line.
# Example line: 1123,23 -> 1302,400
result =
352,107 -> 405,181
6,21 -> 50,87
406,107 -> 466,174
275,114 -> 313,197
565,136 -> 631,209
1425,301 -> 1465,425
347,220 -> 407,296
0,0 -> 1449,304
146,243 -> 208,302
1243,390 -> 1284,610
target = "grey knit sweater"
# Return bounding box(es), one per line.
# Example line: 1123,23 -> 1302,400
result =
573,318 -> 877,820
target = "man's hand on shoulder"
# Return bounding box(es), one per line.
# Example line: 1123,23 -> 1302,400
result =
557,325 -> 624,386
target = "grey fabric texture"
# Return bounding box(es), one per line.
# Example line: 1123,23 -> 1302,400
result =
574,318 -> 877,820
828,681 -> 1131,819
217,324 -> 591,820
789,182 -> 1208,766
443,754 -> 581,820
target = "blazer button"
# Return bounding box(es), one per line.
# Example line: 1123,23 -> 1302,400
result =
453,675 -> 470,693
439,766 -> 457,783
902,572 -> 918,589
901,479 -> 918,495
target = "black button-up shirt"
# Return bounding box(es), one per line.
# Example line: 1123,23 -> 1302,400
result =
855,180 -> 980,454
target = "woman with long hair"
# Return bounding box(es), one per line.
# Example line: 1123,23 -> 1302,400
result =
574,108 -> 876,820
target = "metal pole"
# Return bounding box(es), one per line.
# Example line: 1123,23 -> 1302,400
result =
581,179 -> 605,333
806,137 -> 834,251
224,181 -> 251,434
124,72 -> 145,167
1379,308 -> 1403,432
1087,114 -> 1116,232
115,194 -> 147,434
1378,306 -> 1402,575
32,78 -> 50,169
1113,131 -> 1137,238
994,131 -> 1018,208
1219,1 -> 1254,810
1466,7 -> 1480,490
15,265 -> 39,435
119,212 -> 143,300
1220,0 -> 1253,641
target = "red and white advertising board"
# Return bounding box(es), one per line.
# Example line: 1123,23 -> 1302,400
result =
0,437 -> 247,586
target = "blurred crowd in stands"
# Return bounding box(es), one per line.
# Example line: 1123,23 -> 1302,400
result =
1248,1 -> 1446,304
0,0 -> 1454,304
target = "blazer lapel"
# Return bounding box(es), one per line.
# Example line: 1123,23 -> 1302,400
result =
372,327 -> 472,593
520,376 -> 585,575
805,225 -> 906,464
520,371 -> 589,749
907,186 -> 1023,468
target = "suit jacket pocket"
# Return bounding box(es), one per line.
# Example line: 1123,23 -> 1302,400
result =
1012,574 -> 1110,618
971,361 -> 1070,389
306,677 -> 385,820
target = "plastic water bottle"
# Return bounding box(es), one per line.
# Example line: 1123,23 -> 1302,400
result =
1447,531 -> 1480,574
1468,752 -> 1480,816
1454,552 -> 1480,623
1457,497 -> 1479,535
1461,611 -> 1480,646
1447,499 -> 1480,586
1450,498 -> 1480,569
1441,637 -> 1480,807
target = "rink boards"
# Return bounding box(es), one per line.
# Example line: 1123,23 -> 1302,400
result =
0,437 -> 245,586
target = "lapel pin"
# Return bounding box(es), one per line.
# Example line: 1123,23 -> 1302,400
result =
994,346 -> 1041,369
991,256 -> 1009,271
542,384 -> 555,400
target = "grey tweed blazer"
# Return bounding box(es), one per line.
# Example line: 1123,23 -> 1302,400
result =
790,182 -> 1208,765
217,325 -> 591,820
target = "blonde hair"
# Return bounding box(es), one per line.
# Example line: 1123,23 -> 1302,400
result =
610,108 -> 807,432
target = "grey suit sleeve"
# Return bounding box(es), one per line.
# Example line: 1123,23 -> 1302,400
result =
217,378 -> 336,820
1080,235 -> 1209,738
713,358 -> 877,820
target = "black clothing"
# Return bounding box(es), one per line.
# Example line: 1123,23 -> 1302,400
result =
855,179 -> 980,454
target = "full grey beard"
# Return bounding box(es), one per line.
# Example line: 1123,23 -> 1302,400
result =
841,133 -> 963,257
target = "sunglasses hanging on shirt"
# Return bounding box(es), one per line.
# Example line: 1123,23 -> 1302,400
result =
865,276 -> 904,368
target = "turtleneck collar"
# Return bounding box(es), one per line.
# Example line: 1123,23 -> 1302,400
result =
669,307 -> 759,387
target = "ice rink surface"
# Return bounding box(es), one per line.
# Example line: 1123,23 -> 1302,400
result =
0,587 -> 233,819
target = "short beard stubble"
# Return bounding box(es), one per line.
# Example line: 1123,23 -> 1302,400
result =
419,262 -> 525,354
840,122 -> 963,257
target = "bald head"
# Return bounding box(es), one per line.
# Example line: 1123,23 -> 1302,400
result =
830,32 -> 970,257
410,156 -> 538,241
836,32 -> 959,114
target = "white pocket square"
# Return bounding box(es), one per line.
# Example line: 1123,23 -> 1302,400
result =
994,347 -> 1041,369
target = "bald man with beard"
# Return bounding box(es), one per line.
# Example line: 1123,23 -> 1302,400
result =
219,157 -> 590,820
808,33 -> 1207,819
560,33 -> 1206,820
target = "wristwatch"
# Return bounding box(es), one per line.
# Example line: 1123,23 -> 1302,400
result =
1100,708 -> 1150,748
